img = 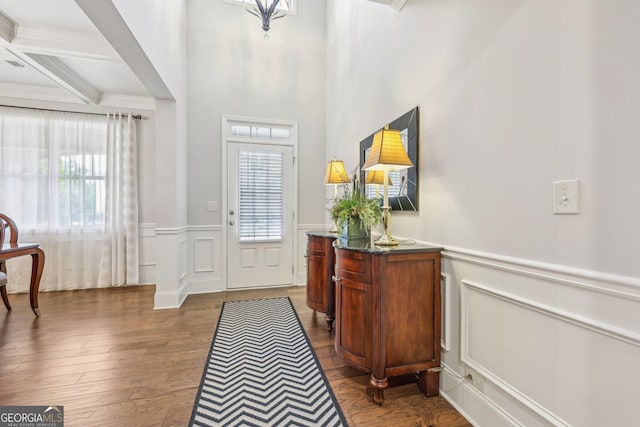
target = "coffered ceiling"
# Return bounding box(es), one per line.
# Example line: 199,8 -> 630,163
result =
0,0 -> 153,107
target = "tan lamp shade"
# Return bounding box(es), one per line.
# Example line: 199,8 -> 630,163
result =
323,158 -> 350,184
362,126 -> 413,172
365,170 -> 392,185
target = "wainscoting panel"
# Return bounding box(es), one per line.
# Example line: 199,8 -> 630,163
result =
429,242 -> 640,427
153,227 -> 189,309
194,237 -> 215,272
186,226 -> 223,294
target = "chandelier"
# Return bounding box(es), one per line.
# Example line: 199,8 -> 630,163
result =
245,0 -> 290,32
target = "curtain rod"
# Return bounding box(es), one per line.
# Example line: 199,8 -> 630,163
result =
0,104 -> 143,120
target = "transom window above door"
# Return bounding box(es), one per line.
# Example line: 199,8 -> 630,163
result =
230,125 -> 290,140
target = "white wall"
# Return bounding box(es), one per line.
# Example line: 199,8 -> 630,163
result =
326,0 -> 640,425
184,0 -> 327,292
186,0 -> 327,227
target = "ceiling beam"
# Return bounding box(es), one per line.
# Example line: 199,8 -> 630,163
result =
12,27 -> 122,61
366,0 -> 407,12
7,50 -> 101,104
74,0 -> 174,101
0,10 -> 17,43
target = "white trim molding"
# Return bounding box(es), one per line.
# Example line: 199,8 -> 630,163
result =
439,362 -> 520,427
440,244 -> 640,299
194,237 -> 216,273
460,279 -> 640,427
440,273 -> 452,352
460,280 -> 572,426
462,280 -> 640,349
155,225 -> 189,235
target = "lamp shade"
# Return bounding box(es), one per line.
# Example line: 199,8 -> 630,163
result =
365,170 -> 392,185
362,127 -> 413,172
323,158 -> 350,184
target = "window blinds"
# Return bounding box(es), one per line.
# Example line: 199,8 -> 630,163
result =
238,150 -> 284,241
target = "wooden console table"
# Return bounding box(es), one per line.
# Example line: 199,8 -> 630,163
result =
0,243 -> 45,316
305,231 -> 337,333
333,239 -> 443,405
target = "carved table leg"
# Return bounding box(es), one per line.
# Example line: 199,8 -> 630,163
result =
370,375 -> 388,405
324,314 -> 335,333
29,248 -> 45,317
417,369 -> 440,397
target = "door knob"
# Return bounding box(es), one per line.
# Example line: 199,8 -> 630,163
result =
229,210 -> 235,215
229,220 -> 235,225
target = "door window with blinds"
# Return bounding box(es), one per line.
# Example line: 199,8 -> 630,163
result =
238,150 -> 284,242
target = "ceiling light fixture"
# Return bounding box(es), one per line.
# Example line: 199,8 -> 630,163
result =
245,0 -> 289,34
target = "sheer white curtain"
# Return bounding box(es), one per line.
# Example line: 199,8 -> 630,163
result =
98,112 -> 138,286
0,107 -> 138,292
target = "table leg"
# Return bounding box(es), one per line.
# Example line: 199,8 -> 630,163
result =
0,284 -> 11,310
417,369 -> 440,397
370,375 -> 388,405
29,248 -> 45,317
0,262 -> 10,311
324,314 -> 335,333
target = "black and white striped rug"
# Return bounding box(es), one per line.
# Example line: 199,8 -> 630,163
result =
189,297 -> 347,427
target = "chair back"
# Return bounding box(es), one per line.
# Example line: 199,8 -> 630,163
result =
0,213 -> 19,247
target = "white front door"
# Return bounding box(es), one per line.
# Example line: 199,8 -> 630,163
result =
227,142 -> 294,289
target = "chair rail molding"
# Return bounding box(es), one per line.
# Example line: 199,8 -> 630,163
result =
440,244 -> 640,296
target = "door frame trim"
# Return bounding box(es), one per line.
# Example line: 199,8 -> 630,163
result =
221,115 -> 299,290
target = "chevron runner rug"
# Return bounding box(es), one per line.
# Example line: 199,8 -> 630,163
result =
189,297 -> 348,427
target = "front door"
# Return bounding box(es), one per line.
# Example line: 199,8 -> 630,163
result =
227,142 -> 294,289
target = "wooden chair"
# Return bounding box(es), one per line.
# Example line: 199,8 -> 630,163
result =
0,213 -> 19,310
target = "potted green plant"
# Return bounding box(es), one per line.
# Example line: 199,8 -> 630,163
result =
329,174 -> 382,239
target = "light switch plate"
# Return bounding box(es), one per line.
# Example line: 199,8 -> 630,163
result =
207,201 -> 218,212
553,179 -> 580,214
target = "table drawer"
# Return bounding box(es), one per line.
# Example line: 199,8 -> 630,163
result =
335,248 -> 371,284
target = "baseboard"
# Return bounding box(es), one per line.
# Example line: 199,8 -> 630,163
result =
188,277 -> 224,294
154,280 -> 188,309
440,363 -> 519,427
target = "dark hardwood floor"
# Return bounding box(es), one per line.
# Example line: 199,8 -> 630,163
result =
0,286 -> 471,426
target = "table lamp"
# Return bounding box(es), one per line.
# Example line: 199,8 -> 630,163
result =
362,125 -> 413,245
324,157 -> 350,232
365,170 -> 392,198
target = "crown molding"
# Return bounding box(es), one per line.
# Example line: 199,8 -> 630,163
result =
100,93 -> 156,111
12,26 -> 121,61
0,82 -> 80,104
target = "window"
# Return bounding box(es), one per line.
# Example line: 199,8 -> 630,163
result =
238,150 -> 284,241
230,125 -> 290,140
0,110 -> 107,229
58,153 -> 106,227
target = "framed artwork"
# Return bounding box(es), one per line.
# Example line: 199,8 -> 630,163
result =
359,106 -> 419,211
